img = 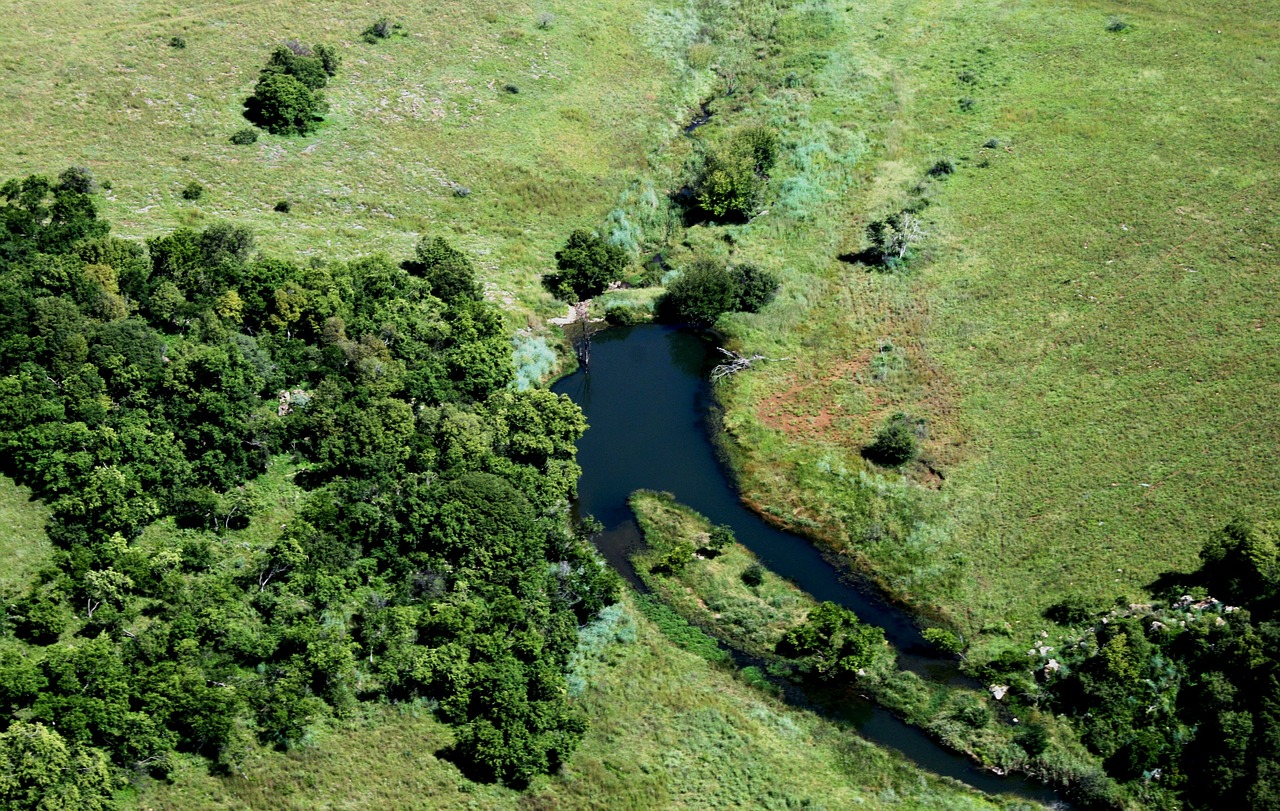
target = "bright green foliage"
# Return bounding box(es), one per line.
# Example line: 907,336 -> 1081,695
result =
542,229 -> 629,303
778,601 -> 883,679
0,722 -> 116,810
696,126 -> 779,220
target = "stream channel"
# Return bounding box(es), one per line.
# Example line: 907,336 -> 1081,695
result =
552,324 -> 1064,806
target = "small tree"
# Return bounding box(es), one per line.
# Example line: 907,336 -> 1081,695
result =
244,73 -> 327,135
542,229 -> 628,303
778,601 -> 883,679
696,126 -> 779,220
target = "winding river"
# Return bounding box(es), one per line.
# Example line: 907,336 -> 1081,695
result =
552,324 -> 1064,805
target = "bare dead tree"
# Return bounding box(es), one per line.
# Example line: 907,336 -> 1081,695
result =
710,347 -> 788,382
571,301 -> 599,371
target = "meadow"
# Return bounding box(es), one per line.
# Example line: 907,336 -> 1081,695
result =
1,0 -> 707,315
701,0 -> 1280,655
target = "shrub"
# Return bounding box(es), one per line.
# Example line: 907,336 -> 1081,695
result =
741,562 -> 765,587
1106,16 -> 1131,32
604,304 -> 647,326
1015,723 -> 1050,758
865,210 -> 925,266
1044,595 -> 1096,625
169,36 -> 186,49
863,413 -> 919,467
702,524 -> 735,557
452,183 -> 471,198
503,83 -> 520,94
536,12 -> 555,30
927,158 -> 956,177
650,541 -> 695,575
731,264 -> 778,312
696,126 -> 779,220
230,127 -> 259,145
274,200 -> 291,213
56,166 -> 97,194
660,259 -> 737,326
958,97 -> 975,112
362,18 -> 403,43
922,627 -> 964,655
180,182 -> 204,201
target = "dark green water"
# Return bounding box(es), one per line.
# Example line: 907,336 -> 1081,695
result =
552,324 -> 1065,806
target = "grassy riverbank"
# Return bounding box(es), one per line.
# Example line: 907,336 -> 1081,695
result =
134,589 -> 1021,811
630,490 -> 1113,801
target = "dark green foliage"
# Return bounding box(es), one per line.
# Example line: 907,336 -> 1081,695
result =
273,200 -> 290,213
863,413 -> 919,467
731,263 -> 778,312
927,158 -> 956,177
243,43 -> 337,135
230,128 -> 259,145
56,167 -> 97,195
542,229 -> 628,303
408,236 -> 481,303
180,182 -> 203,201
1045,594 -> 1096,625
778,601 -> 883,679
362,18 -> 403,44
1106,17 -> 1131,33
244,73 -> 327,136
168,36 -> 186,49
0,172 -> 612,798
660,259 -> 737,326
1035,517 -> 1280,809
660,259 -> 778,326
741,562 -> 765,587
696,126 -> 779,220
702,524 -> 735,557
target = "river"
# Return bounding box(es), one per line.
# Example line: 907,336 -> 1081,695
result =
552,323 -> 1064,805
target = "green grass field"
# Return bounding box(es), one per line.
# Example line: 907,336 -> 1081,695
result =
701,0 -> 1280,653
1,0 -> 708,316
0,475 -> 52,594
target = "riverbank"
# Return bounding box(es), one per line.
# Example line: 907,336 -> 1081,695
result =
629,490 -> 1109,804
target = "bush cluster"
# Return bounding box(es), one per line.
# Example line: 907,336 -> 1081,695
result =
696,126 -> 779,220
658,259 -> 778,327
243,42 -> 339,135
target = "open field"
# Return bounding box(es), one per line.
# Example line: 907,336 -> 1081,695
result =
704,0 -> 1280,653
0,0 -> 707,315
133,592 -> 1022,811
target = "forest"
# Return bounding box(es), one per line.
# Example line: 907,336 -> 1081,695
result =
0,172 -> 619,806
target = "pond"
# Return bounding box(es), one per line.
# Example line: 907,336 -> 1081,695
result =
552,323 -> 1064,805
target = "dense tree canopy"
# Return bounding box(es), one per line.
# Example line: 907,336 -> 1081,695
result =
541,229 -> 628,303
0,171 -> 617,807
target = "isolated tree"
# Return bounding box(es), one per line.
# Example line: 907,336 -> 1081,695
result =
244,73 -> 327,135
779,601 -> 882,679
542,230 -> 627,303
697,126 -> 779,220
